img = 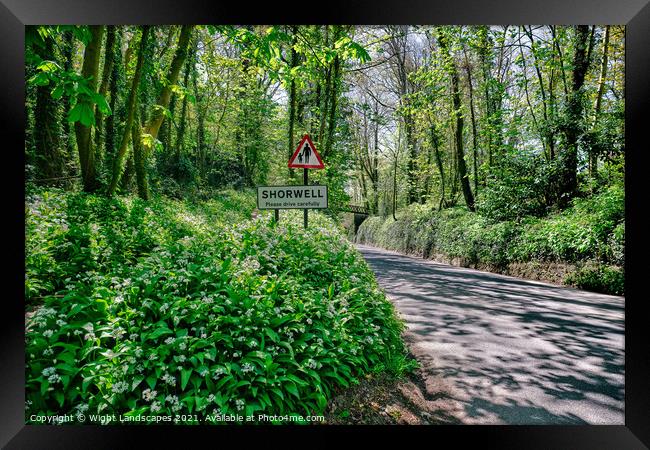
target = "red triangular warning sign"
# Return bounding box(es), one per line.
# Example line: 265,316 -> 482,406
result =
288,134 -> 325,169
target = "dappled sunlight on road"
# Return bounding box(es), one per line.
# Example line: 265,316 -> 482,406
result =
356,244 -> 625,425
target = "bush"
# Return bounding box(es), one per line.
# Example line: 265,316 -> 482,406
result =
566,264 -> 625,296
25,190 -> 408,423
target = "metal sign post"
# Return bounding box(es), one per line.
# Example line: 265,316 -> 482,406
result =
286,134 -> 325,229
303,168 -> 308,228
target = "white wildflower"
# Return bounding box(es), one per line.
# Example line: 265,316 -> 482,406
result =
111,381 -> 129,394
142,389 -> 157,402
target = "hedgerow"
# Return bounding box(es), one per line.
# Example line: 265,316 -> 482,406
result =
356,185 -> 624,295
25,189 -> 408,423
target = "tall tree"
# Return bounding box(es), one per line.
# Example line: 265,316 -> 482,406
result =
142,26 -> 194,148
75,25 -> 105,192
385,26 -> 418,204
104,27 -> 124,169
559,25 -> 591,204
32,31 -> 64,181
108,26 -> 151,196
175,37 -> 196,160
94,26 -> 116,170
438,28 -> 475,211
287,25 -> 299,178
591,25 -> 610,177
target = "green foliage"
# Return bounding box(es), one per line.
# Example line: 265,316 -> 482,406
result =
565,264 -> 624,296
477,154 -> 560,222
26,189 -> 408,422
26,27 -> 111,128
356,184 -> 624,295
513,184 -> 624,263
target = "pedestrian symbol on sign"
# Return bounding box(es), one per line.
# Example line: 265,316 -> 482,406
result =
288,135 -> 324,169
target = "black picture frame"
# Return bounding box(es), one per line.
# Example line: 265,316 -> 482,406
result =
2,0 -> 648,447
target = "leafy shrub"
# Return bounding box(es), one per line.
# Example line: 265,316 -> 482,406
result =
566,264 -> 624,296
477,154 -> 559,222
25,190 -> 407,423
513,184 -> 624,263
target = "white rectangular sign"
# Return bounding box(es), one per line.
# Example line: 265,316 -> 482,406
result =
257,185 -> 328,210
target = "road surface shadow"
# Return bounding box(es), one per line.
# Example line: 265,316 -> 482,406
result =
357,245 -> 625,425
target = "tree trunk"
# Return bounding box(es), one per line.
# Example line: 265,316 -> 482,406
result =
404,103 -> 417,204
142,26 -> 194,146
560,25 -> 591,205
591,25 -> 610,178
372,110 -> 380,214
94,26 -> 116,171
463,46 -> 480,201
75,25 -> 104,192
175,39 -> 195,160
438,30 -> 475,211
287,25 -> 299,178
105,27 -> 123,170
62,30 -> 76,169
430,124 -> 446,210
108,26 -> 151,196
324,50 -> 341,158
132,103 -> 149,199
524,26 -> 555,161
33,35 -> 64,181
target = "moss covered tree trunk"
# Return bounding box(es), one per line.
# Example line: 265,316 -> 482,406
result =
560,25 -> 591,206
132,104 -> 149,199
105,27 -> 123,170
74,26 -> 104,192
287,25 -> 299,179
33,35 -> 64,182
438,29 -> 475,212
108,26 -> 150,196
93,26 -> 116,173
143,26 -> 194,145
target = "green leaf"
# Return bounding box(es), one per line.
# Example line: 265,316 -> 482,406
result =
181,368 -> 193,390
54,391 -> 65,407
29,72 -> 50,86
145,374 -> 157,390
146,326 -> 173,341
124,407 -> 149,417
270,387 -> 284,401
82,376 -> 94,393
131,375 -> 144,390
92,93 -> 112,116
68,102 -> 95,126
284,381 -> 299,399
51,85 -> 64,99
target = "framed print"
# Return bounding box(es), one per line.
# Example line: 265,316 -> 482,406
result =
2,0 -> 649,447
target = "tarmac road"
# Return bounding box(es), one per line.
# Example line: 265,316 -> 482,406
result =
356,244 -> 625,425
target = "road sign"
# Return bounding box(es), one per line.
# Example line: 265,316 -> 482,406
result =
257,185 -> 328,210
288,134 -> 325,169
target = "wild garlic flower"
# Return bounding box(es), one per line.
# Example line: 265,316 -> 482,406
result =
142,388 -> 158,402
161,373 -> 176,386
